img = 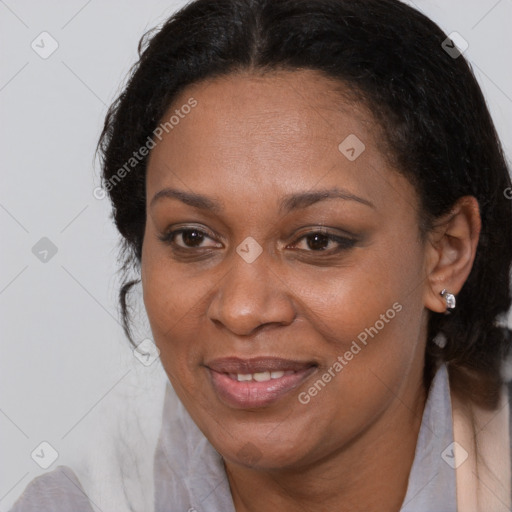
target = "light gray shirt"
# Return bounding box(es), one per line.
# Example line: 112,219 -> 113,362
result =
8,364 -> 461,512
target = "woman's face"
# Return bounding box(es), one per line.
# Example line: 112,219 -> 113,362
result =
142,70 -> 431,469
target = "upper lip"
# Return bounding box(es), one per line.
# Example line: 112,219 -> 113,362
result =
205,357 -> 317,374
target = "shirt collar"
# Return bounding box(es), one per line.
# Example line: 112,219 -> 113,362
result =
400,363 -> 457,511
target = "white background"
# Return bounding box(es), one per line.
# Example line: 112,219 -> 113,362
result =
1,0 -> 511,510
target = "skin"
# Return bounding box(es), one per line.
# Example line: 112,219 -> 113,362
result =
141,69 -> 481,511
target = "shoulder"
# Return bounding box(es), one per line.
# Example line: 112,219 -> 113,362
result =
9,466 -> 94,512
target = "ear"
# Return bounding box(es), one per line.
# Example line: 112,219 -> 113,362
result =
423,196 -> 481,314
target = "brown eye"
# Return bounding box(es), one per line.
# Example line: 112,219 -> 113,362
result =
158,227 -> 222,250
305,233 -> 330,251
180,229 -> 205,247
290,230 -> 357,253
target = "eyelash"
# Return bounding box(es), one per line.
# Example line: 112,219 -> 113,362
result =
158,228 -> 222,251
158,227 -> 357,255
292,231 -> 357,253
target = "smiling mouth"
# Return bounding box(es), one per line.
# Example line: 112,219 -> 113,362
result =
205,357 -> 318,409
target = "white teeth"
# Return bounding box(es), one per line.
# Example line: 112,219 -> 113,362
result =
234,370 -> 289,382
253,371 -> 271,382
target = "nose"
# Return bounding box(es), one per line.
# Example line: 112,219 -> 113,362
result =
207,253 -> 296,337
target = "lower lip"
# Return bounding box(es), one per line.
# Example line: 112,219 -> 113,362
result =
208,367 -> 317,409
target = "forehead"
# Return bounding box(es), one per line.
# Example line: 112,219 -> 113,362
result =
146,69 -> 414,216
159,69 -> 377,153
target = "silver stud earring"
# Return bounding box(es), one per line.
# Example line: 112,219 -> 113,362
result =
440,289 -> 456,313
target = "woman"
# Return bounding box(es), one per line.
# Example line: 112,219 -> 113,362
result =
10,0 -> 512,510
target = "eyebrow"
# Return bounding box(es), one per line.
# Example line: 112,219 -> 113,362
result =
150,188 -> 223,212
149,187 -> 375,212
279,188 -> 375,212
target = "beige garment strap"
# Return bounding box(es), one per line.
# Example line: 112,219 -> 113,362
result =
451,383 -> 511,512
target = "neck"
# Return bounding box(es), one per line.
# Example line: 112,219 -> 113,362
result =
224,370 -> 427,512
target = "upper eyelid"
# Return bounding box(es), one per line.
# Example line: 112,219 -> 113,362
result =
163,225 -> 218,239
288,232 -> 356,249
287,226 -> 356,242
162,227 -> 220,245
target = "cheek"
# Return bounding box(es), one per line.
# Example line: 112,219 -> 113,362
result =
142,229 -> 203,327
286,295 -> 424,460
289,230 -> 424,342
141,243 -> 205,385
292,235 -> 426,407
